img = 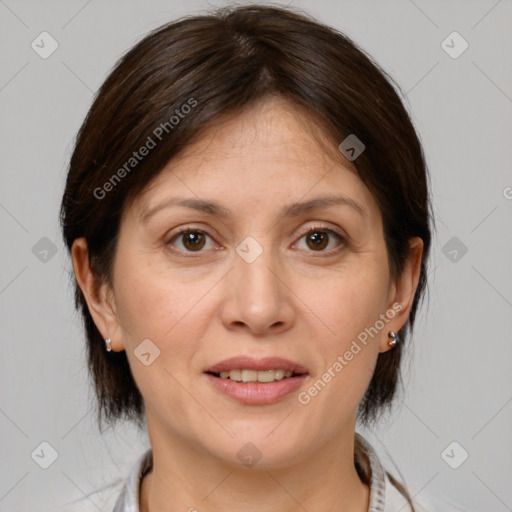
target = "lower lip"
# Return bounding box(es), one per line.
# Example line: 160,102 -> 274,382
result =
204,373 -> 308,405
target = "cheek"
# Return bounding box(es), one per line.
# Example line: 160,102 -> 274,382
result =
296,253 -> 389,410
111,255 -> 210,413
112,249 -> 214,359
113,268 -> 171,340
306,258 -> 390,345
298,281 -> 384,424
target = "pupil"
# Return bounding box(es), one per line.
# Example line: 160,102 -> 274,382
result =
184,231 -> 205,251
308,231 -> 328,250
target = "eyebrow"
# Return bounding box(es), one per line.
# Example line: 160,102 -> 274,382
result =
140,194 -> 367,224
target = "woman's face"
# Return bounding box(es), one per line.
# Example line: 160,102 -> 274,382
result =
82,96 -> 420,467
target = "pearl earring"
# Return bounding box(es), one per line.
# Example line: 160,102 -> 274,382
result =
105,338 -> 112,352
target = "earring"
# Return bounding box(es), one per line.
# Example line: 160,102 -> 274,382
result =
388,331 -> 397,347
105,338 -> 112,352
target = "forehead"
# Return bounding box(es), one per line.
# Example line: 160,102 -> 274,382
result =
174,96 -> 345,169
129,96 -> 380,223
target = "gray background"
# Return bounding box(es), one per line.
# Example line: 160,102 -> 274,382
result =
1,0 -> 511,510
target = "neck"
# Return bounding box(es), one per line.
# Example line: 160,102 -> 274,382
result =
140,419 -> 370,512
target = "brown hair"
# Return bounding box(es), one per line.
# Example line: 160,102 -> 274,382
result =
60,4 -> 431,507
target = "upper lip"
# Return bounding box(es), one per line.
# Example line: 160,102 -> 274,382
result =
205,356 -> 309,374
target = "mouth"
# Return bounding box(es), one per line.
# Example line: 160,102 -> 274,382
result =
204,356 -> 309,405
205,369 -> 305,383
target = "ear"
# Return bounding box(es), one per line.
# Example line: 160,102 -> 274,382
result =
379,237 -> 424,353
71,238 -> 125,352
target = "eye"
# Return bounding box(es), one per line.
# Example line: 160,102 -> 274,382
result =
294,225 -> 345,253
167,229 -> 216,253
166,225 -> 345,255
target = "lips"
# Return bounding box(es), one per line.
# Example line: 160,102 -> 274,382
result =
205,356 -> 309,375
204,356 -> 309,405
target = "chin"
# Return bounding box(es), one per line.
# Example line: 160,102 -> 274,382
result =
212,429 -> 307,470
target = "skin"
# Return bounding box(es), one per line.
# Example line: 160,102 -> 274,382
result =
72,95 -> 423,512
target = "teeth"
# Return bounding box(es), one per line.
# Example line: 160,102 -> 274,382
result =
274,369 -> 285,380
257,370 -> 277,383
217,369 -> 296,383
241,369 -> 258,382
223,369 -> 241,381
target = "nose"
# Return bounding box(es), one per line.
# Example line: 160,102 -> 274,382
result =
219,241 -> 296,337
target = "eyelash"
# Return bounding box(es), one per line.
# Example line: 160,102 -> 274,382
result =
165,224 -> 346,257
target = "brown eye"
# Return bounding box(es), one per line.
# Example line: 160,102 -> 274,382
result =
168,230 -> 213,252
305,231 -> 329,251
182,231 -> 206,251
295,228 -> 344,253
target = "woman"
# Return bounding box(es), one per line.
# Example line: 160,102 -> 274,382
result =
59,4 -> 466,511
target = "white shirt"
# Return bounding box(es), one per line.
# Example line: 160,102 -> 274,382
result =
59,433 -> 469,512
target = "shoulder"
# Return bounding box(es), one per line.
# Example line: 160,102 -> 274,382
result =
58,448 -> 152,512
57,479 -> 125,512
355,433 -> 472,512
384,470 -> 475,512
